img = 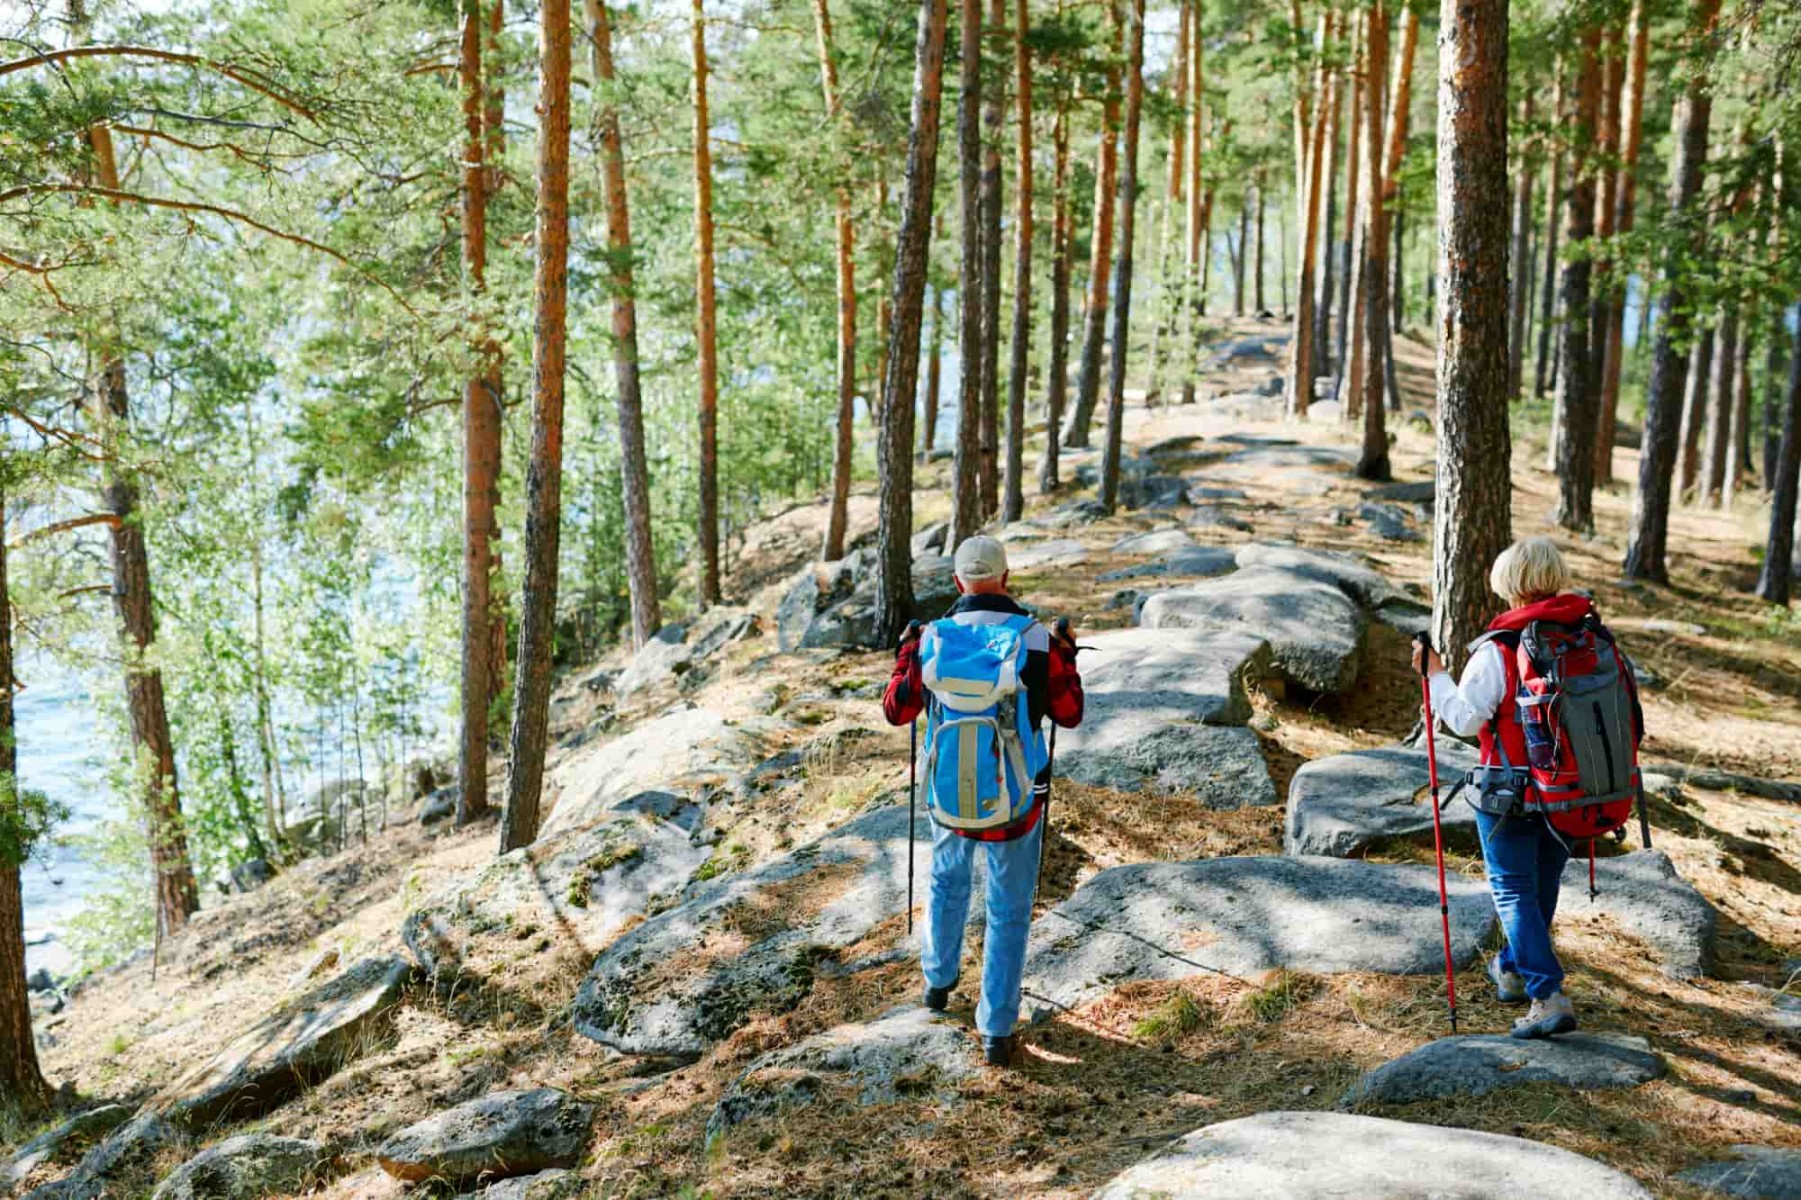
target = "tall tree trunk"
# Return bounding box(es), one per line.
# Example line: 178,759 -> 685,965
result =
692,0 -> 722,604
874,0 -> 949,647
0,479 -> 50,1114
1766,305 -> 1788,491
501,0 -> 573,852
1235,192 -> 1250,316
815,0 -> 858,561
1533,63 -> 1565,399
1595,0 -> 1648,482
1066,14 -> 1122,449
1002,0 -> 1033,522
1720,316 -> 1753,509
1146,0 -> 1189,394
1334,25 -> 1363,406
1757,311 -> 1801,604
1254,168 -> 1267,313
1433,0 -> 1512,670
923,285 -> 945,463
1313,61 -> 1343,382
1039,102 -> 1073,492
1099,0 -> 1145,514
1354,2 -> 1391,477
458,0 -> 501,827
1377,3 -> 1417,412
952,0 -> 985,539
585,0 -> 660,648
1676,329 -> 1715,497
1623,0 -> 1720,580
1698,303 -> 1738,507
1506,94 -> 1535,400
1286,11 -> 1332,420
86,125 -> 199,936
978,0 -> 1005,520
1178,15 -> 1204,404
1552,27 -> 1602,532
1585,21 -> 1625,484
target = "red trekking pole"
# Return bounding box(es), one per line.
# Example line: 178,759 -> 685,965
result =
1415,631 -> 1460,1034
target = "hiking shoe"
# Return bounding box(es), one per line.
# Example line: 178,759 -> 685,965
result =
982,1035 -> 1016,1067
1487,956 -> 1528,1005
1510,992 -> 1577,1040
923,978 -> 956,1012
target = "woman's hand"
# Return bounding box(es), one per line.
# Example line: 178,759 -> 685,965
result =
1410,639 -> 1446,678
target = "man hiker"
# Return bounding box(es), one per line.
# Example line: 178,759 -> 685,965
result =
881,534 -> 1085,1066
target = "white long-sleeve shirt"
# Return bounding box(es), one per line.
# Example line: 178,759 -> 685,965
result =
1428,641 -> 1510,738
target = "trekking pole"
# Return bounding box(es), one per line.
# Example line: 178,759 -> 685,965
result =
1414,631 -> 1460,1034
905,620 -> 921,936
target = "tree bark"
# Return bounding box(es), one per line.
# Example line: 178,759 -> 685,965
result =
1583,21 -> 1624,484
458,0 -> 501,827
875,0 -> 949,647
1533,63 -> 1565,399
1595,0 -> 1648,482
952,0 -> 985,539
1335,19 -> 1363,409
1698,303 -> 1738,508
1552,27 -> 1601,532
692,0 -> 722,605
1354,3 -> 1390,477
1002,0 -> 1032,523
1377,3 -> 1418,412
1065,14 -> 1122,450
1766,305 -> 1787,492
1313,59 -> 1343,382
0,480 -> 50,1114
1038,102 -> 1073,493
1676,329 -> 1715,497
1756,311 -> 1801,604
1286,11 -> 1332,420
1506,94 -> 1535,401
1146,0 -> 1189,394
978,0 -> 1005,520
584,0 -> 660,650
501,0 -> 572,852
1720,317 -> 1753,510
1254,168 -> 1267,313
1433,0 -> 1513,671
923,285 -> 945,463
1178,12 -> 1204,403
86,125 -> 199,936
1099,0 -> 1145,515
815,0 -> 858,561
1623,0 -> 1720,581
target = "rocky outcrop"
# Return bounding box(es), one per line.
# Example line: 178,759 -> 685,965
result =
1341,1032 -> 1665,1106
708,1007 -> 979,1135
1234,541 -> 1408,609
150,1135 -> 325,1200
1675,1146 -> 1801,1199
1090,1112 -> 1651,1199
1097,546 -> 1237,583
1563,850 -> 1719,979
1003,537 -> 1093,570
2,1107 -> 132,1195
1020,857 -> 1497,1020
1284,743 -> 1481,858
780,554 -> 959,651
376,1089 -> 596,1184
541,705 -> 763,838
158,956 -> 412,1130
22,1113 -> 180,1200
1139,567 -> 1367,694
616,607 -> 759,696
457,1170 -> 581,1200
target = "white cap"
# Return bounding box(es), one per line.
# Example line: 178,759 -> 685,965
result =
953,534 -> 1008,582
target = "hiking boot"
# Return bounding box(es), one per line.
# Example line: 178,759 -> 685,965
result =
923,978 -> 957,1012
1510,992 -> 1577,1040
1487,956 -> 1528,1005
982,1035 -> 1016,1067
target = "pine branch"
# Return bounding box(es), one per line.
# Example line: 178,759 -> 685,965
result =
0,46 -> 320,121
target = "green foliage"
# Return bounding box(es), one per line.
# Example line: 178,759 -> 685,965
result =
0,772 -> 68,870
61,818 -> 156,974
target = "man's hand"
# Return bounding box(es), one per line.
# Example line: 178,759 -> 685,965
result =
1410,639 -> 1445,678
898,620 -> 922,653
1053,616 -> 1078,652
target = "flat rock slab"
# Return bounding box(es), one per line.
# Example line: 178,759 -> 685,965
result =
1676,1146 -> 1801,1199
1285,743 -> 1481,858
151,1134 -> 325,1200
616,608 -> 759,696
1006,538 -> 1093,570
1021,857 -> 1497,1019
1563,850 -> 1718,979
1220,443 -> 1356,472
573,804 -> 939,1056
1139,567 -> 1367,694
543,706 -> 763,838
708,1006 -> 978,1136
377,1089 -> 596,1184
458,1171 -> 580,1200
1098,546 -> 1238,583
159,956 -> 412,1130
1112,528 -> 1196,557
1063,628 -> 1270,728
1058,719 -> 1274,808
402,802 -> 711,977
2,1106 -> 132,1194
1342,1032 -> 1665,1105
1234,541 -> 1406,609
23,1114 -> 180,1200
1091,1111 -> 1651,1199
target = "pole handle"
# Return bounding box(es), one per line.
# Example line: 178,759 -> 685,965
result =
1413,630 -> 1434,680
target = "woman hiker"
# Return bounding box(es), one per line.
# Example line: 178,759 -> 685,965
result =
1412,536 -> 1614,1040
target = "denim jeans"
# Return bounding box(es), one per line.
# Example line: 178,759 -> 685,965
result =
921,816 -> 1044,1038
1475,809 -> 1571,1000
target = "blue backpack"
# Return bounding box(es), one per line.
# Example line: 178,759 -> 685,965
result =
918,614 -> 1048,832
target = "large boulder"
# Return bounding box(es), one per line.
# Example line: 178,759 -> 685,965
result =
1111,529 -> 1195,558
1021,857 -> 1497,1020
22,1114 -> 180,1200
1341,1032 -> 1665,1106
1234,541 -> 1408,609
376,1089 -> 596,1184
616,607 -> 759,696
1090,1112 -> 1651,1199
458,1171 -> 581,1200
1139,567 -> 1367,693
707,1007 -> 979,1136
150,1135 -> 325,1200
2,1107 -> 133,1195
1004,538 -> 1093,570
797,555 -> 958,649
1675,1146 -> 1801,1199
572,804 -> 937,1056
1563,850 -> 1718,979
158,956 -> 412,1130
541,706 -> 762,839
1284,743 -> 1482,858
1097,546 -> 1238,583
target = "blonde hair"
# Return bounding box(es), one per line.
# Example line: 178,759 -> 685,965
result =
1489,537 -> 1572,607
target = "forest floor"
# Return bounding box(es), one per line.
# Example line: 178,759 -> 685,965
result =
13,317 -> 1800,1199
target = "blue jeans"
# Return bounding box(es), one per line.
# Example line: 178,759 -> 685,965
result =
1475,809 -> 1571,1000
921,817 -> 1043,1038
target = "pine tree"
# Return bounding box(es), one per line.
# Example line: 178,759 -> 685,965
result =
1002,0 -> 1033,523
692,0 -> 723,606
952,0 -> 985,541
1552,26 -> 1602,532
1098,0 -> 1145,514
815,0 -> 859,561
